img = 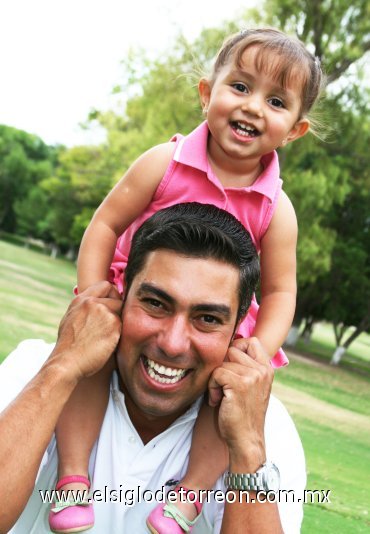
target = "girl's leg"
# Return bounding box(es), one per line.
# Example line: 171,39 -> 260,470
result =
55,357 -> 115,494
175,402 -> 228,518
147,402 -> 228,532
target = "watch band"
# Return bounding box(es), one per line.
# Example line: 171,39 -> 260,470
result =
224,471 -> 264,491
224,462 -> 280,492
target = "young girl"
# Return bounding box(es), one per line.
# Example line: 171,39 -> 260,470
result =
49,28 -> 323,533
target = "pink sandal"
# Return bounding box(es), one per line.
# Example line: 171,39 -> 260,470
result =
146,485 -> 203,534
48,475 -> 94,533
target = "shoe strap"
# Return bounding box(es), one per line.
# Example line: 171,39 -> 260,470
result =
55,475 -> 90,491
174,485 -> 203,515
163,503 -> 199,532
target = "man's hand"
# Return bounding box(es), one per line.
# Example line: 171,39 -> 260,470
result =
209,338 -> 282,534
0,281 -> 122,532
51,281 -> 123,382
208,337 -> 274,467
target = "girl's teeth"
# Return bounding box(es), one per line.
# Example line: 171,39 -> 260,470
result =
233,122 -> 257,136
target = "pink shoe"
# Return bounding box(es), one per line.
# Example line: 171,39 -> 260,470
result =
146,486 -> 203,534
48,475 -> 94,533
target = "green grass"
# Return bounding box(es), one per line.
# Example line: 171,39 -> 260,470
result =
0,239 -> 76,361
297,418 -> 370,533
274,353 -> 370,533
275,356 -> 370,416
1,239 -> 370,532
303,501 -> 370,534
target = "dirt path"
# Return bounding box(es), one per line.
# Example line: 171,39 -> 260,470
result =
272,381 -> 370,438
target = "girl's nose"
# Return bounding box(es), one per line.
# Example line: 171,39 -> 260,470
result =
241,95 -> 263,118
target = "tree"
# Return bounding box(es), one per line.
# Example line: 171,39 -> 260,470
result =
39,145 -> 115,251
326,186 -> 370,363
252,0 -> 370,83
0,125 -> 56,233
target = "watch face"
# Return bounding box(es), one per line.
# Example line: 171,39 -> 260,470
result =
265,463 -> 280,492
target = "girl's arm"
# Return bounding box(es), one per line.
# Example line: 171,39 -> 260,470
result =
77,142 -> 175,291
254,191 -> 298,357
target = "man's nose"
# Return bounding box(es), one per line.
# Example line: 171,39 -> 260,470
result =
156,315 -> 191,357
241,93 -> 263,118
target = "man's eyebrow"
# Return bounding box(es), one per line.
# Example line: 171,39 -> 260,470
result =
137,283 -> 232,319
191,303 -> 232,320
137,283 -> 175,304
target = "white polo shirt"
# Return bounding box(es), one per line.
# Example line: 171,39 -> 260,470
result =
0,340 -> 306,534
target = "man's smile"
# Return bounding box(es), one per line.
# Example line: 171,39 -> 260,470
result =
117,250 -> 239,423
141,355 -> 191,385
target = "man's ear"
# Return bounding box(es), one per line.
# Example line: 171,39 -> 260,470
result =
198,78 -> 211,113
230,324 -> 243,346
284,118 -> 310,145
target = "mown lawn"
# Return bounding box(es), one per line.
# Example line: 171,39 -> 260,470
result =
1,239 -> 369,532
0,240 -> 76,361
273,353 -> 370,533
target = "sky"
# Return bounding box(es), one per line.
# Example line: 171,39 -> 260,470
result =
0,0 -> 256,147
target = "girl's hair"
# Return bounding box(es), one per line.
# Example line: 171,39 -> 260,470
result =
211,28 -> 325,118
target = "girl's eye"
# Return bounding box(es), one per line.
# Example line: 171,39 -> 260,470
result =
232,82 -> 248,93
268,97 -> 285,108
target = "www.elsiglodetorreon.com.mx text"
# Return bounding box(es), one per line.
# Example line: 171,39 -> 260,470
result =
40,486 -> 331,506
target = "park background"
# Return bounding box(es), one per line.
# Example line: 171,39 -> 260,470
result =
0,0 -> 369,532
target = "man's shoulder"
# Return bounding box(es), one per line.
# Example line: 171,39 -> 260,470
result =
0,339 -> 54,411
266,393 -> 304,451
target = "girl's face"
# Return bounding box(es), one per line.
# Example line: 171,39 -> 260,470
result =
199,46 -> 309,166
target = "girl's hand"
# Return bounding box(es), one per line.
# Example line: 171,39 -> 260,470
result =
52,281 -> 123,382
207,337 -> 273,468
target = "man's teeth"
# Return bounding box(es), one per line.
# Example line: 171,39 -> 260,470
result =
234,121 -> 257,136
146,358 -> 186,384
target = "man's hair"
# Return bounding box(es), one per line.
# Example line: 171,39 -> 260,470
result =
125,202 -> 260,323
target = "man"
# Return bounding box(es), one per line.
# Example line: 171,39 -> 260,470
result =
0,203 -> 305,533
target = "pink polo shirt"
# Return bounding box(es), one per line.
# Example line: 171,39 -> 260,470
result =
110,122 -> 288,367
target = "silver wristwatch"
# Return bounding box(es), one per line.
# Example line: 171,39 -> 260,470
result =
224,462 -> 280,492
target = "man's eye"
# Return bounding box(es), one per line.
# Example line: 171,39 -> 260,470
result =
199,315 -> 221,325
143,298 -> 163,309
232,82 -> 248,93
268,97 -> 285,108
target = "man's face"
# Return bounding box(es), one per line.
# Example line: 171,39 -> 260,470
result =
116,249 -> 240,432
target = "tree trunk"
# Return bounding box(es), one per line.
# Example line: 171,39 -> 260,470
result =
301,317 -> 314,344
330,346 -> 346,365
50,244 -> 58,259
66,247 -> 76,261
330,316 -> 369,365
285,326 -> 301,347
333,322 -> 348,346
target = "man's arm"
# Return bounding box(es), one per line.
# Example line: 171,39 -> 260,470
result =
209,337 -> 283,534
0,282 -> 122,533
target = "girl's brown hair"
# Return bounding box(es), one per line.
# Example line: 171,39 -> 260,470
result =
211,28 -> 325,118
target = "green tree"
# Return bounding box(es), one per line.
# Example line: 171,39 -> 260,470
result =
326,186 -> 370,362
252,0 -> 369,83
40,145 -> 115,251
0,125 -> 56,233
